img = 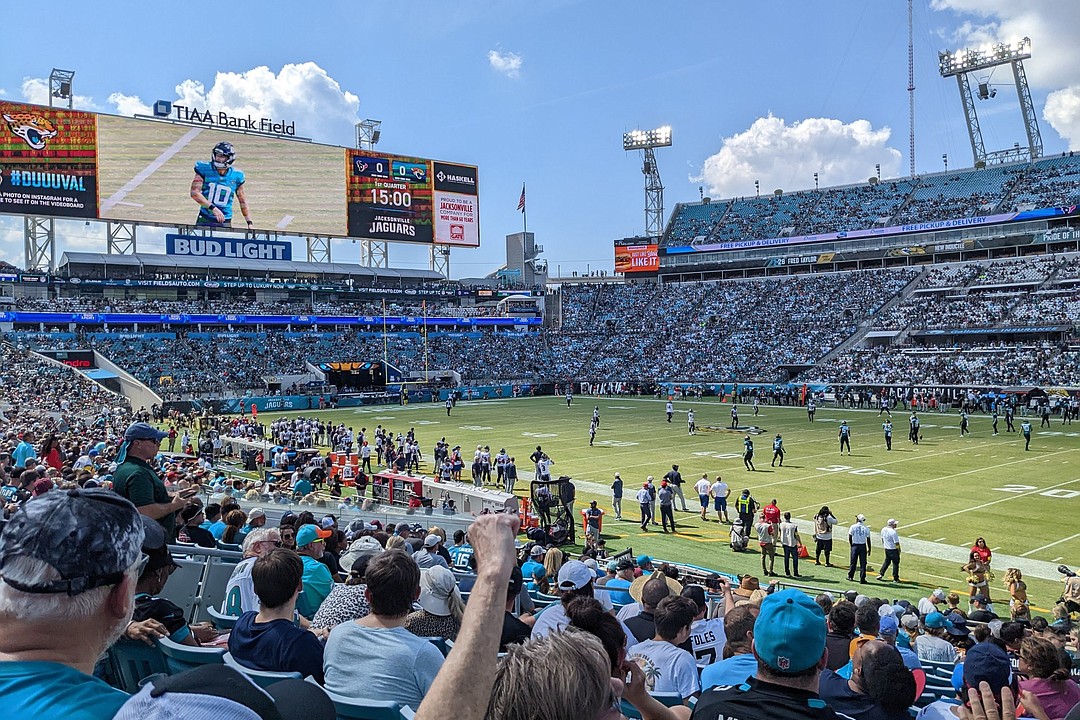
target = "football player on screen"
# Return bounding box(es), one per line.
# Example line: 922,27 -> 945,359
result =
190,141 -> 253,228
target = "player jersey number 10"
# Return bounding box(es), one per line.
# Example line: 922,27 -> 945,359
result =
206,182 -> 234,207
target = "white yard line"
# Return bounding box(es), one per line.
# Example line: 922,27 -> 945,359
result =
276,215 -> 295,229
101,127 -> 203,212
1020,530 -> 1080,557
903,477 -> 1080,529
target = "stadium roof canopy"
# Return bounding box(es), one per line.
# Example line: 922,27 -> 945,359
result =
57,252 -> 445,282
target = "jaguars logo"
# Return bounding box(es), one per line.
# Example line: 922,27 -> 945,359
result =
3,113 -> 58,150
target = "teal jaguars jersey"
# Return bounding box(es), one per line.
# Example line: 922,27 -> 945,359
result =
195,161 -> 245,222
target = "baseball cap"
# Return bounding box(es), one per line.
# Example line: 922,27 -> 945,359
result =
924,611 -> 952,629
606,560 -> 619,573
30,478 -> 54,497
295,524 -> 332,548
962,642 -> 1013,696
878,615 -> 899,637
931,588 -> 947,600
0,488 -> 144,596
319,517 -> 335,530
946,613 -> 971,637
887,518 -> 897,526
557,560 -> 594,591
529,545 -> 545,557
417,566 -> 457,616
973,594 -> 990,605
113,664 -> 335,720
423,534 -> 441,548
508,565 -> 524,595
636,554 -> 653,567
900,613 -> 920,630
753,588 -> 827,673
856,514 -> 866,522
124,422 -> 169,442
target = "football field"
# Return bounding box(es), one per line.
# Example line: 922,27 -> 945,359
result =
256,395 -> 1080,612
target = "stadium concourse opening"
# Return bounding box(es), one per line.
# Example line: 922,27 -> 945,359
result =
316,361 -> 399,394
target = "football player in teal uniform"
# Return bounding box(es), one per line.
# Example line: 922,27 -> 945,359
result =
190,142 -> 253,228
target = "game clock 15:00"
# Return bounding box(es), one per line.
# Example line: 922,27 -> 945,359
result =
346,149 -> 434,243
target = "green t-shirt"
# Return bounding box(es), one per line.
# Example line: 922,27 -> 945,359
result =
112,457 -> 175,541
298,555 -> 334,619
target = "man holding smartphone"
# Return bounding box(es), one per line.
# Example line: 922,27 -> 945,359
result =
113,422 -> 198,542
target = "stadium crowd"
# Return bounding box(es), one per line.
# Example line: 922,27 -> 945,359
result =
0,358 -> 1077,720
9,253 -> 1079,394
665,153 -> 1080,248
809,343 -> 1080,387
2,475 -> 1079,719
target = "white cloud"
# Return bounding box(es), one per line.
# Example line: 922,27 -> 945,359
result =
487,50 -> 523,79
20,77 -> 101,111
693,115 -> 903,199
1044,87 -> 1080,151
932,1 -> 1080,148
107,92 -> 152,117
110,62 -> 362,146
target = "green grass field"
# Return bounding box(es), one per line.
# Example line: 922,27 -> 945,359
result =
256,395 -> 1080,613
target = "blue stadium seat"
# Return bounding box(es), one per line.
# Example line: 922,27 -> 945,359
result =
157,635 -> 225,674
222,651 -> 302,687
306,677 -> 413,719
207,604 -> 239,630
107,638 -> 170,693
426,637 -> 450,657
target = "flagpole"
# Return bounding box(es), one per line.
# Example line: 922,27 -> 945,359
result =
520,182 -> 527,287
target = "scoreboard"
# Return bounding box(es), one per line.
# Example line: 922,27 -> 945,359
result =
0,100 -> 479,247
347,150 -> 479,246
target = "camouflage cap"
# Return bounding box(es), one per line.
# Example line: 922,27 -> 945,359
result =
0,487 -> 145,596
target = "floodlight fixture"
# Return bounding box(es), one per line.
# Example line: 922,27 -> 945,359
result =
938,38 -> 1031,77
938,36 -> 1041,165
622,126 -> 671,237
356,119 -> 382,150
623,126 -> 672,151
49,68 -> 75,109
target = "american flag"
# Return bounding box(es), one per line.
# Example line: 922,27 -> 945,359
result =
517,183 -> 526,212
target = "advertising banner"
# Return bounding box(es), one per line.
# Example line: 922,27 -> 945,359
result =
614,238 -> 660,273
432,161 -> 480,247
165,234 -> 292,261
0,103 -> 98,218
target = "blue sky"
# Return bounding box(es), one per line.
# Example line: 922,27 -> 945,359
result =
2,0 -> 1079,278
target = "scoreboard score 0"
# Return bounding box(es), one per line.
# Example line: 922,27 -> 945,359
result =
347,150 -> 479,247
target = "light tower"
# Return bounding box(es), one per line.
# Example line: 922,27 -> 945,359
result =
352,119 -> 388,268
939,37 -> 1042,166
49,68 -> 75,109
623,126 -> 671,238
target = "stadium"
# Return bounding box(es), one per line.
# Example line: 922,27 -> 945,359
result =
1,14 -> 1080,720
